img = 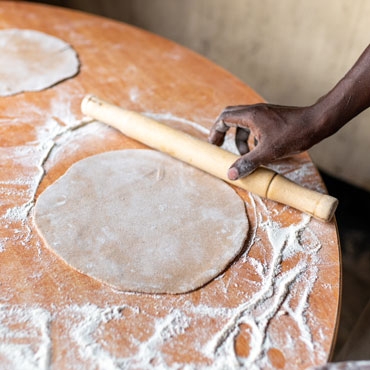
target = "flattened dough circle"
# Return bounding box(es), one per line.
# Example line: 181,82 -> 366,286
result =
0,29 -> 79,96
34,150 -> 248,294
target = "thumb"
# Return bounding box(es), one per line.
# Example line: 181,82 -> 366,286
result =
228,147 -> 267,180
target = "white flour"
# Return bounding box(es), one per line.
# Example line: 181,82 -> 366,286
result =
0,305 -> 52,370
144,111 -> 210,136
0,205 -> 328,369
1,95 -> 335,369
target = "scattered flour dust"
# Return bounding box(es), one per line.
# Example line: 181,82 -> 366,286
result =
199,205 -> 326,369
0,209 -> 329,370
0,305 -> 52,370
1,93 -> 332,369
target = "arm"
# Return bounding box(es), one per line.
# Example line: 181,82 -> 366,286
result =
209,44 -> 370,180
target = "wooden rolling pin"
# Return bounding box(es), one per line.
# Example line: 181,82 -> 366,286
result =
81,95 -> 338,222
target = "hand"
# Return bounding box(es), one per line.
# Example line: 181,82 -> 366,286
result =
208,103 -> 321,180
208,44 -> 370,181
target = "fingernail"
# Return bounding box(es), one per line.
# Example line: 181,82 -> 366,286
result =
228,167 -> 239,180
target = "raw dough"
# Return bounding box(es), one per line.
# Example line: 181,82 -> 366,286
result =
0,29 -> 79,96
34,150 -> 248,294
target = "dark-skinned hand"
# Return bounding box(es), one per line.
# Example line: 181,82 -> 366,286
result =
208,103 -> 321,180
209,43 -> 370,181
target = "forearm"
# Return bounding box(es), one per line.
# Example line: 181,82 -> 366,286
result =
309,44 -> 370,139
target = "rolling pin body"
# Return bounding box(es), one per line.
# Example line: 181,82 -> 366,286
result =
81,95 -> 338,222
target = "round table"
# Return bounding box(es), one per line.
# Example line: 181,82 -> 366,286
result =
0,2 -> 341,369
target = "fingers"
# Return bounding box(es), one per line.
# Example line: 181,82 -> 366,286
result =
208,114 -> 229,145
208,102 -> 305,180
208,121 -> 229,146
228,146 -> 269,180
208,119 -> 238,146
228,157 -> 258,180
235,127 -> 250,154
208,106 -> 249,146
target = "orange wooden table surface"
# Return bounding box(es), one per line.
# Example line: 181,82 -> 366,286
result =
0,2 -> 341,369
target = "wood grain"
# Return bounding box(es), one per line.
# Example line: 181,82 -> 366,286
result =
0,2 -> 341,369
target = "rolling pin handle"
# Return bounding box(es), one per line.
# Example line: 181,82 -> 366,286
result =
267,173 -> 338,222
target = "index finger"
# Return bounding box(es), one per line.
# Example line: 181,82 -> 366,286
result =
208,107 -> 243,146
208,118 -> 229,146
